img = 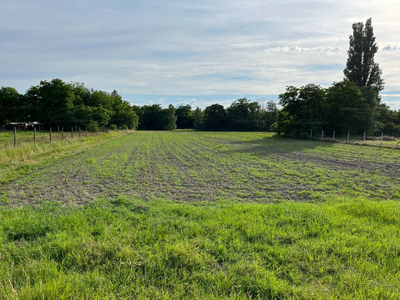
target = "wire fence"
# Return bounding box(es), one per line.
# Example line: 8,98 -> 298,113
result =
0,127 -> 103,149
308,130 -> 400,149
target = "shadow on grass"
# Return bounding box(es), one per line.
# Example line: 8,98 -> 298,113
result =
222,135 -> 335,156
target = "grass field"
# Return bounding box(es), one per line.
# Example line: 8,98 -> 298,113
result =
1,131 -> 400,299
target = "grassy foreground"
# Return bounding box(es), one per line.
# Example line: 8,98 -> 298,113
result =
1,131 -> 400,299
0,131 -> 124,185
0,196 -> 399,299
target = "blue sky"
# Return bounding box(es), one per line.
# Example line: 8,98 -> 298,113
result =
1,0 -> 399,109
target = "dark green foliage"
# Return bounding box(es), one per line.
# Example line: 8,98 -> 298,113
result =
278,84 -> 327,137
344,18 -> 384,94
325,81 -> 371,133
0,79 -> 139,130
87,120 -> 99,133
165,104 -> 177,130
176,105 -> 195,129
226,98 -> 259,131
300,132 -> 308,139
0,87 -> 24,124
203,104 -> 227,131
135,104 -> 177,130
193,107 -> 204,130
344,18 -> 384,130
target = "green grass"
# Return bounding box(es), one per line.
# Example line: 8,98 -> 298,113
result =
0,131 -> 124,185
1,197 -> 400,299
1,131 -> 400,298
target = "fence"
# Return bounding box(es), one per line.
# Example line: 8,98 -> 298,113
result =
0,126 -> 102,148
307,130 -> 400,148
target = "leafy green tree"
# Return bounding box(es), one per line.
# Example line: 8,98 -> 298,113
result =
0,87 -> 23,124
27,79 -> 76,126
278,84 -> 327,136
137,104 -> 168,130
165,104 -> 177,130
91,106 -> 112,128
176,105 -> 195,129
344,18 -> 384,130
193,107 -> 204,130
226,98 -> 260,131
87,120 -> 99,132
344,18 -> 384,94
325,81 -> 371,134
203,104 -> 227,131
261,101 -> 278,131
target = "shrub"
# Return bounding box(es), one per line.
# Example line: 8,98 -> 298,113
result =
87,120 -> 99,133
120,124 -> 128,130
300,132 -> 309,139
110,124 -> 117,130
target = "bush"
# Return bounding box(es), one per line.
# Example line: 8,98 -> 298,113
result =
300,132 -> 309,139
120,124 -> 128,130
87,120 -> 99,133
110,124 -> 117,130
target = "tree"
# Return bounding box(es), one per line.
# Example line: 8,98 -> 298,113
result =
0,87 -> 23,124
325,81 -> 371,134
29,79 -> 76,126
165,104 -> 177,130
176,105 -> 194,129
278,84 -> 327,136
344,18 -> 384,93
344,17 -> 384,129
203,104 -> 227,131
226,98 -> 259,131
193,107 -> 204,130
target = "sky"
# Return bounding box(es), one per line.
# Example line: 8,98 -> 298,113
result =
1,0 -> 399,109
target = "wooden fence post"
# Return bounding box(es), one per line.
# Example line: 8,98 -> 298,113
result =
310,129 -> 312,137
363,132 -> 366,142
380,132 -> 383,149
333,131 -> 335,140
34,127 -> 36,145
14,126 -> 16,148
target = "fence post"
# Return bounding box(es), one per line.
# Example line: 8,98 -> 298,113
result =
363,132 -> 366,142
322,131 -> 324,139
34,127 -> 36,145
380,132 -> 383,148
310,129 -> 312,137
14,126 -> 16,148
347,132 -> 349,143
50,127 -> 52,142
62,127 -> 64,140
333,131 -> 335,140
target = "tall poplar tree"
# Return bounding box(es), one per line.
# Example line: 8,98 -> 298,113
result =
344,18 -> 384,95
344,18 -> 384,132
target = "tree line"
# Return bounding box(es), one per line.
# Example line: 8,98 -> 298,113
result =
0,79 -> 139,131
0,79 -> 278,132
